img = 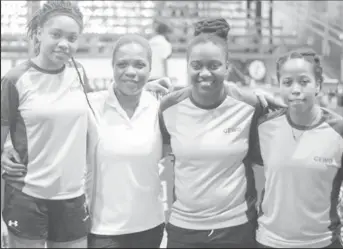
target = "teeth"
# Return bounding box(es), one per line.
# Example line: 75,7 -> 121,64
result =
200,81 -> 213,86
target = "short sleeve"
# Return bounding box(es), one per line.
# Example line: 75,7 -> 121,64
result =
158,108 -> 171,145
1,76 -> 19,127
247,109 -> 264,166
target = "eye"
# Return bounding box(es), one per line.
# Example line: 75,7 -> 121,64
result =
68,36 -> 78,43
116,62 -> 128,68
299,78 -> 310,86
50,32 -> 61,39
190,62 -> 202,70
135,62 -> 147,69
208,63 -> 222,70
282,78 -> 292,86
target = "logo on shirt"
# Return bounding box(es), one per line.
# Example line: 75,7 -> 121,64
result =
313,156 -> 339,168
314,156 -> 333,164
223,127 -> 242,134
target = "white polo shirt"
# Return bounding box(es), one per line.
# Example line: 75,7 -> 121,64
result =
86,85 -> 164,235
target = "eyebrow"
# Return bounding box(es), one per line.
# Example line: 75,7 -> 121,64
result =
190,60 -> 222,63
49,28 -> 78,35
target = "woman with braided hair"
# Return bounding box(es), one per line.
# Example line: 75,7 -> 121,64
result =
0,2 -> 90,248
159,18 -> 265,247
249,48 -> 343,248
0,1 -> 170,248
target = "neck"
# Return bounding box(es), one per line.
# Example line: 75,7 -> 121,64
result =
288,105 -> 321,127
113,87 -> 141,111
32,54 -> 64,71
191,86 -> 226,109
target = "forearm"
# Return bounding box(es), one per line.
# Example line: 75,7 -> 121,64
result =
1,126 -> 10,155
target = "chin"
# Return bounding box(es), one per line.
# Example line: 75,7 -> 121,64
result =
289,103 -> 310,113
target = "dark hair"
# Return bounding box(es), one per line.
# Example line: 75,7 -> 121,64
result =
27,1 -> 83,55
187,18 -> 230,60
111,34 -> 152,70
276,48 -> 324,87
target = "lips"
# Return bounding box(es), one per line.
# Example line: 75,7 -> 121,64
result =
289,99 -> 305,104
54,51 -> 69,57
123,80 -> 138,84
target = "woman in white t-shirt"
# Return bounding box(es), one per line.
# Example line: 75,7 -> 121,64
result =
85,34 -> 165,248
149,18 -> 173,80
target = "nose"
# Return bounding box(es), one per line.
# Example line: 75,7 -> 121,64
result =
57,39 -> 70,51
124,65 -> 136,77
291,83 -> 302,95
199,67 -> 211,78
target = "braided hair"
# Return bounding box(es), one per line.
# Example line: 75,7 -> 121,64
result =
27,1 -> 83,55
187,18 -> 231,60
276,48 -> 324,88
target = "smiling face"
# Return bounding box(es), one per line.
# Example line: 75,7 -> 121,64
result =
112,42 -> 151,96
279,58 -> 320,112
188,41 -> 228,96
36,15 -> 81,68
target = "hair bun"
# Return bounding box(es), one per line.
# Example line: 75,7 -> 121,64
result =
194,18 -> 230,39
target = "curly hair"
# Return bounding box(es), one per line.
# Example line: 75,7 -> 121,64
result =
187,18 -> 231,60
276,48 -> 324,87
27,1 -> 83,55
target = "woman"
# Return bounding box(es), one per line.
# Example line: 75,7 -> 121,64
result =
85,34 -> 165,248
158,18 -> 264,248
0,2 -> 171,248
149,17 -> 173,80
0,2 -> 90,247
249,49 -> 343,248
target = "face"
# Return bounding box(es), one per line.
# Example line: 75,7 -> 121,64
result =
112,43 -> 150,96
188,42 -> 228,96
279,58 -> 320,112
37,15 -> 81,68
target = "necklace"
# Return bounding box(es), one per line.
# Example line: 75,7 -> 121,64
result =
290,110 -> 322,141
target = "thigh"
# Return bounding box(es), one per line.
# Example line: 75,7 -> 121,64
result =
131,223 -> 165,248
88,233 -> 131,248
47,195 -> 90,243
8,231 -> 46,248
47,236 -> 87,248
2,184 -> 49,242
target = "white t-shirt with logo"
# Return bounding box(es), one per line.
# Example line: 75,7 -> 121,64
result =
250,108 -> 343,248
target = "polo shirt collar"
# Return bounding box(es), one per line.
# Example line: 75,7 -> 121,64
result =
105,82 -> 151,113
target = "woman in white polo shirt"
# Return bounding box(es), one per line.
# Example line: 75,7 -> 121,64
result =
85,34 -> 165,248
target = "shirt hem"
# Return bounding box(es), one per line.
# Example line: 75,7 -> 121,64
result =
169,215 -> 249,230
90,218 -> 165,235
256,233 -> 333,248
22,188 -> 84,200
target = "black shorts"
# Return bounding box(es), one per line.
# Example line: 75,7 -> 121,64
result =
166,220 -> 257,248
2,183 -> 90,242
88,223 -> 165,248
